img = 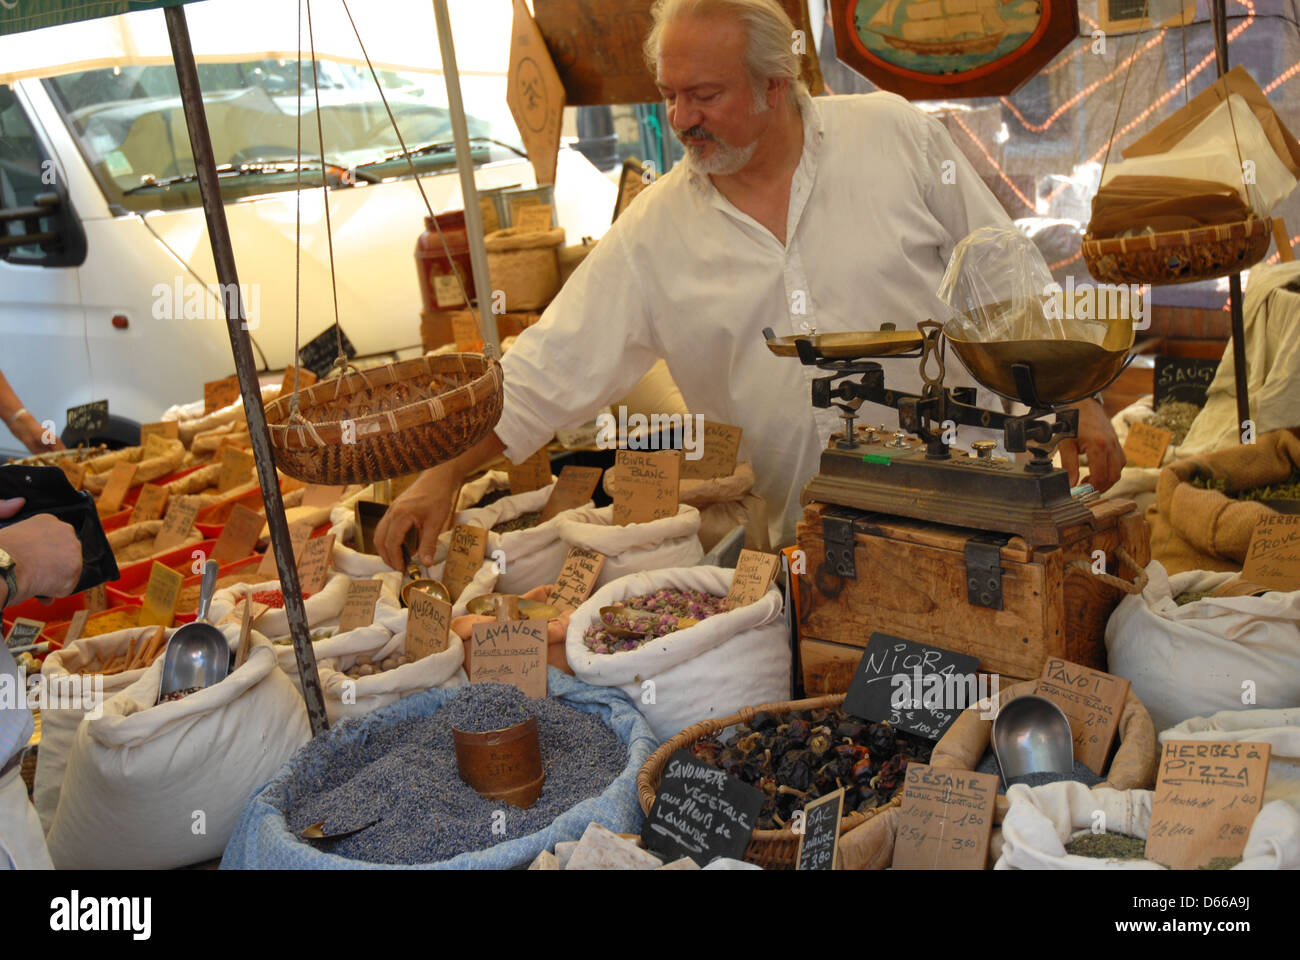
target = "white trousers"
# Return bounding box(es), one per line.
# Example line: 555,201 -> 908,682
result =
0,763 -> 53,870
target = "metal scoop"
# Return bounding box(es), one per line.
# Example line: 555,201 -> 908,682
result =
157,559 -> 229,700
299,817 -> 381,843
991,695 -> 1073,782
597,605 -> 698,639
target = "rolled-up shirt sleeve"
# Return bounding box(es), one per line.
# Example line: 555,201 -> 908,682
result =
494,221 -> 662,463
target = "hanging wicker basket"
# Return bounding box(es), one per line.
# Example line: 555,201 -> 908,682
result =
265,354 -> 504,484
1082,217 -> 1273,286
636,694 -> 902,870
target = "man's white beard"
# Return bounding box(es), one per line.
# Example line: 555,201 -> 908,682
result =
686,136 -> 759,175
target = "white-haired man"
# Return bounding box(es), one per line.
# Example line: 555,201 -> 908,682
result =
376,0 -> 1123,565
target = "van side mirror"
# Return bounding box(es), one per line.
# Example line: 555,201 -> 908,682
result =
0,191 -> 86,266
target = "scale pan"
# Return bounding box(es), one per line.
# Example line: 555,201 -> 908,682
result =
764,330 -> 923,360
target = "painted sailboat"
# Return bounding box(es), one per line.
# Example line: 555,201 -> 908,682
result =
866,0 -> 1008,57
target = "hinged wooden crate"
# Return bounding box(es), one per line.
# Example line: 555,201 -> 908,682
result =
795,498 -> 1150,692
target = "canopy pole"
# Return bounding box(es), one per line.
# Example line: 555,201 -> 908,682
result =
432,0 -> 499,355
164,4 -> 329,737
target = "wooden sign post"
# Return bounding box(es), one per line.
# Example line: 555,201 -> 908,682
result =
507,0 -> 565,186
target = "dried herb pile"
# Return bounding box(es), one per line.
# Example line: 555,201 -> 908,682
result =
1190,468 -> 1300,503
1147,401 -> 1201,447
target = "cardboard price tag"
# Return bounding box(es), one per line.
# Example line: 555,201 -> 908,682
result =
277,365 -> 318,400
258,523 -> 313,577
538,465 -> 602,523
514,203 -> 554,233
300,484 -> 345,509
843,633 -> 983,740
139,421 -> 179,443
1241,514 -> 1300,592
154,498 -> 200,552
444,524 -> 489,599
640,748 -> 765,866
84,584 -> 108,613
406,589 -> 451,659
680,420 -> 742,481
295,534 -> 335,594
338,579 -> 384,634
550,547 -> 606,613
1146,740 -> 1271,870
1035,658 -> 1130,775
212,503 -> 264,562
1123,421 -> 1173,469
59,459 -> 86,491
203,375 -> 242,414
725,549 -> 780,608
479,195 -> 501,234
141,433 -> 172,460
611,449 -> 679,526
139,562 -> 184,627
468,619 -> 548,697
64,610 -> 89,645
218,596 -> 270,628
130,483 -> 169,523
98,462 -> 138,514
893,763 -> 998,870
218,446 -> 256,493
796,787 -> 845,871
506,446 -> 552,495
5,618 -> 45,650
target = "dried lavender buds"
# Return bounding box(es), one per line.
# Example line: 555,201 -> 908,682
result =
584,588 -> 730,654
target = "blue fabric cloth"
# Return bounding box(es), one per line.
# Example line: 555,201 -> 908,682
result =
220,669 -> 657,869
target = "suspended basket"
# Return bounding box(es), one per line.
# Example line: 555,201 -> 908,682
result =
1082,217 -> 1274,286
265,354 -> 503,484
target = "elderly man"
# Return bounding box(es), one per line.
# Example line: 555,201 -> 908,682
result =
377,0 -> 1122,566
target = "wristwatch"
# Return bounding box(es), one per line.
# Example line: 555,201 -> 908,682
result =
0,548 -> 17,609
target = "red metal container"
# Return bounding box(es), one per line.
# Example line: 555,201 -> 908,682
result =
415,210 -> 476,311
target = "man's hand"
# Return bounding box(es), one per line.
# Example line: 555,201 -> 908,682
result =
1058,399 -> 1125,492
0,498 -> 82,605
374,468 -> 459,572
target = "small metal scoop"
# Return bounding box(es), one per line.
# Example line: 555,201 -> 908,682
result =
991,695 -> 1073,782
597,605 -> 698,639
299,817 -> 381,842
157,559 -> 230,700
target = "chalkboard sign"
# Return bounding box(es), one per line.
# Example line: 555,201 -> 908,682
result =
1154,356 -> 1219,409
66,400 -> 108,436
842,633 -> 982,741
298,323 -> 357,380
641,749 -> 765,866
796,787 -> 845,871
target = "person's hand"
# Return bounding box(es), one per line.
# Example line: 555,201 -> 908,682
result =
1058,399 -> 1125,492
0,498 -> 82,605
9,412 -> 65,454
374,468 -> 459,572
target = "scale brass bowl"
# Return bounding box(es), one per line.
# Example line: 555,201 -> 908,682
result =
943,315 -> 1135,406
465,593 -> 560,620
401,578 -> 451,608
764,330 -> 924,359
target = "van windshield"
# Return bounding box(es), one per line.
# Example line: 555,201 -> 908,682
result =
44,59 -> 521,212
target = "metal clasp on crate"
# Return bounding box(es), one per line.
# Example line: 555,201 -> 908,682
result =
822,506 -> 861,580
964,533 -> 1010,609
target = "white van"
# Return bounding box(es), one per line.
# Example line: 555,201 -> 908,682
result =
0,4 -> 615,455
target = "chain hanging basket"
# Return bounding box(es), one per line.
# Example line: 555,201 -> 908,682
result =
1082,217 -> 1274,286
265,354 -> 503,485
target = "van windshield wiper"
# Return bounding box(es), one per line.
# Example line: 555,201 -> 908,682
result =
121,160 -> 340,195
353,136 -> 526,169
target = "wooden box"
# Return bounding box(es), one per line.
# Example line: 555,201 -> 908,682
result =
795,499 -> 1150,693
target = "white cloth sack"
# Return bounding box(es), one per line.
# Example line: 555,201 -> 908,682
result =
1161,708 -> 1300,811
1106,562 -> 1300,732
45,627 -> 310,869
995,781 -> 1300,869
1106,396 -> 1167,514
0,766 -> 52,870
556,504 -> 703,589
318,614 -> 466,722
208,571 -> 353,638
328,508 -> 397,577
35,626 -> 166,833
452,476 -> 580,594
566,566 -> 789,739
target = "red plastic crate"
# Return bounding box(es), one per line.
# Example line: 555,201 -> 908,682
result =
105,539 -> 220,604
41,597 -> 145,645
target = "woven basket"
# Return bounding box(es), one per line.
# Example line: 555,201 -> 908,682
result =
265,354 -> 504,485
636,694 -> 902,869
485,226 -> 564,311
1082,217 -> 1272,286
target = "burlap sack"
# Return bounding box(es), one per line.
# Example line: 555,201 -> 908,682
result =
929,678 -> 1158,822
1147,427 -> 1300,574
836,806 -> 899,870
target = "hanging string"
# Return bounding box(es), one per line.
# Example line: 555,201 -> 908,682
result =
305,0 -> 345,364
1180,2 -> 1189,106
291,0 -> 303,416
1098,26 -> 1144,187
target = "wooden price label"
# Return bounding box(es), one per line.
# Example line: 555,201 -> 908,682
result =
550,547 -> 606,613
130,482 -> 169,523
506,446 -> 552,495
142,433 -> 172,460
405,589 -> 451,659
444,523 -> 489,599
5,618 -> 45,650
338,579 -> 384,634
1241,514 -> 1300,592
295,533 -> 335,594
217,445 -> 256,493
513,203 -> 554,233
64,610 -> 89,645
139,421 -> 179,443
300,483 -> 345,509
258,522 -> 313,577
97,462 -> 139,514
1035,658 -> 1130,775
212,503 -> 264,562
203,374 -> 241,413
59,459 -> 86,491
893,763 -> 998,870
140,562 -> 184,627
1123,421 -> 1173,469
680,420 -> 742,481
726,549 -> 780,609
796,787 -> 845,871
84,584 -> 108,613
154,498 -> 200,552
450,311 -> 483,352
468,619 -> 548,697
611,449 -> 679,526
277,364 -> 318,399
538,465 -> 602,523
1146,740 -> 1271,870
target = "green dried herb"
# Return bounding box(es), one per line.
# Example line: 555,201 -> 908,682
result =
492,510 -> 543,534
1190,469 -> 1300,503
1065,831 -> 1147,859
1174,590 -> 1212,606
1198,856 -> 1242,870
1148,401 -> 1201,447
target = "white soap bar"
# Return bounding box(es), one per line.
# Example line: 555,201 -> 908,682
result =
656,857 -> 702,870
566,822 -> 663,871
528,850 -> 559,870
554,841 -> 579,870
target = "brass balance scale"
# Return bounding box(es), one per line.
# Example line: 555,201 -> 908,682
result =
764,314 -> 1135,548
